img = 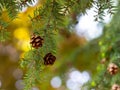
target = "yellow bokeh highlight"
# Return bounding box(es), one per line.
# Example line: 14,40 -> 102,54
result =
14,28 -> 29,40
91,81 -> 96,86
21,40 -> 31,52
14,28 -> 31,52
101,53 -> 105,57
16,40 -> 31,52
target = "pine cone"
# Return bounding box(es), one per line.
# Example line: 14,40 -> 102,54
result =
30,34 -> 43,49
112,84 -> 120,90
43,53 -> 56,65
107,63 -> 119,75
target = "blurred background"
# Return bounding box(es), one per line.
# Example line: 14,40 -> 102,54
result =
0,0 -> 114,90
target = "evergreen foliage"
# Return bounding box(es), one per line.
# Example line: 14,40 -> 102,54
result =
88,2 -> 120,89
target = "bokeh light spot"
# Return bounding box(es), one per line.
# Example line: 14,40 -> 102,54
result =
51,76 -> 62,88
15,80 -> 24,90
14,28 -> 29,40
66,79 -> 81,90
20,40 -> 31,52
69,70 -> 83,84
13,68 -> 23,80
66,69 -> 91,90
31,87 -> 39,90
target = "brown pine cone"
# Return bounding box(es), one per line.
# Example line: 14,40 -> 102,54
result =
107,63 -> 119,75
30,34 -> 43,49
111,84 -> 120,90
43,53 -> 56,65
